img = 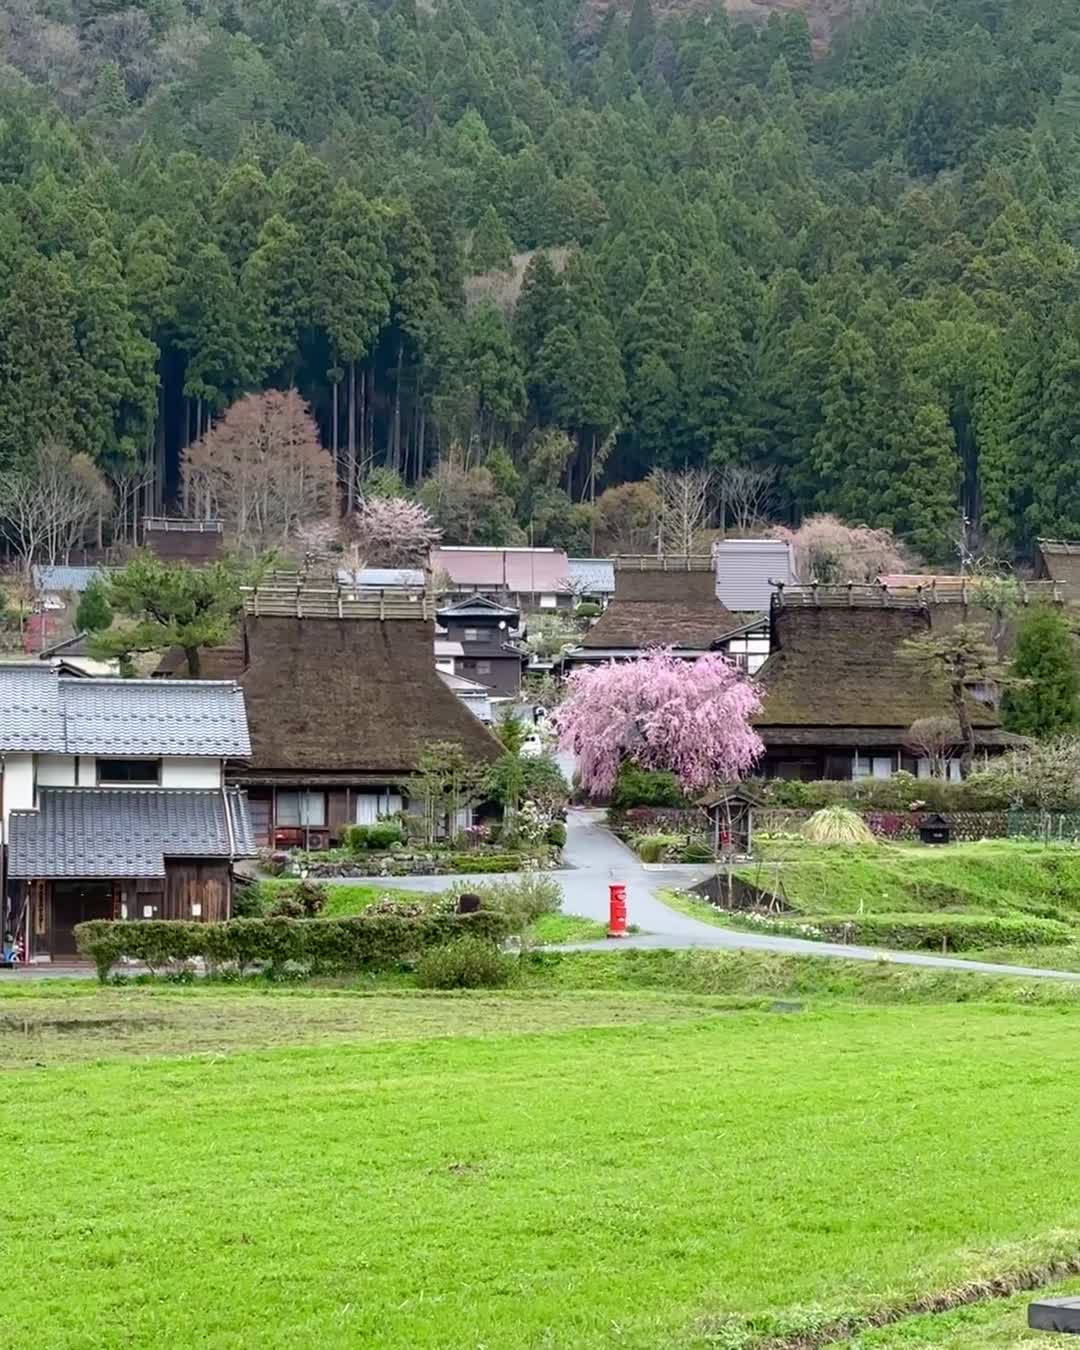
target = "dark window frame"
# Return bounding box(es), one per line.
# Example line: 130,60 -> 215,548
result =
96,758 -> 163,785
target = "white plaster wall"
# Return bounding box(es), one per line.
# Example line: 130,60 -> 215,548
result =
1,754 -> 35,826
36,756 -> 77,787
160,758 -> 222,789
78,756 -> 96,785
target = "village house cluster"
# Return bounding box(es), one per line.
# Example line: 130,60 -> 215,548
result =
4,522 -> 1072,961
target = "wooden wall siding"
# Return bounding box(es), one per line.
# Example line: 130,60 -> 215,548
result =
163,861 -> 230,922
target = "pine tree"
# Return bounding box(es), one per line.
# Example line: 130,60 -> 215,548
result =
470,206 -> 514,272
76,578 -> 113,633
1002,607 -> 1080,738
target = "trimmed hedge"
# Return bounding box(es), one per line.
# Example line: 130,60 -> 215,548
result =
809,912 -> 1075,952
75,911 -> 510,982
449,853 -> 527,873
755,775 -> 1010,812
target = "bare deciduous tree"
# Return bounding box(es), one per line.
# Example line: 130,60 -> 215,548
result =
650,467 -> 713,557
718,463 -> 776,534
107,456 -> 155,549
904,716 -> 962,779
182,389 -> 336,555
0,442 -> 112,574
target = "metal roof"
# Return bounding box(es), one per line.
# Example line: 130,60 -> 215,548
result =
567,558 -> 615,595
714,539 -> 796,611
0,666 -> 251,757
7,787 -> 257,878
32,565 -> 109,594
430,546 -> 571,593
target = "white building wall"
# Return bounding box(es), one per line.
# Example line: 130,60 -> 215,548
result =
160,758 -> 222,789
36,756 -> 77,787
1,754 -> 36,826
77,756 -> 96,785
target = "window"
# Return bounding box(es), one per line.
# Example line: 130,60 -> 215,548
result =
355,791 -> 402,824
97,759 -> 161,785
463,627 -> 481,643
853,755 -> 894,780
276,791 -> 326,827
476,660 -> 492,675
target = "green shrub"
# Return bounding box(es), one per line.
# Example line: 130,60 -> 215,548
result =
231,881 -> 266,918
341,822 -> 404,852
680,841 -> 715,863
263,878 -> 327,917
811,912 -> 1075,952
451,874 -> 563,930
635,832 -> 683,863
755,776 -> 1010,813
415,937 -> 517,989
450,853 -> 524,873
610,766 -> 688,810
575,601 -> 602,619
75,911 -> 511,982
545,821 -> 567,848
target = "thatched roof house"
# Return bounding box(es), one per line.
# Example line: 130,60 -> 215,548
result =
754,588 -> 1021,780
1035,540 -> 1080,596
219,584 -> 499,847
562,556 -> 769,672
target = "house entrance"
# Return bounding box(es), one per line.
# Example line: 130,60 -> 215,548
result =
50,882 -> 115,957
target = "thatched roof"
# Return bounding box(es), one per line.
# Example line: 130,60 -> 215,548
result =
754,600 -> 1014,745
235,614 -> 499,777
581,558 -> 753,650
1037,540 -> 1080,593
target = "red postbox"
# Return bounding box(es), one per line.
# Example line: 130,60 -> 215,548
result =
608,882 -> 628,938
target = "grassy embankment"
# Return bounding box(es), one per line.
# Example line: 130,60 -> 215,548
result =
3,951 -> 1080,1347
674,840 -> 1080,970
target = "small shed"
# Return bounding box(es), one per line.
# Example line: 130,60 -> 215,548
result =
698,785 -> 761,857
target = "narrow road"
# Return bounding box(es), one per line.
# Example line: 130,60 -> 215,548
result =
364,808 -> 1080,984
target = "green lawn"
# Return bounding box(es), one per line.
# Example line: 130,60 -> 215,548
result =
738,841 -> 1080,920
6,974 -> 1080,1347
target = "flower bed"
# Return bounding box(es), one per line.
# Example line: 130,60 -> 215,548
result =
294,849 -> 556,877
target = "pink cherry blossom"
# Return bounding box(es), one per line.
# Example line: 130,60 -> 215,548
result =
553,647 -> 763,797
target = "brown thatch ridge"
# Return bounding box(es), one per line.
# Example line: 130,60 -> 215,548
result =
235,614 -> 499,776
755,601 -> 1009,737
1037,538 -> 1080,594
582,560 -> 752,650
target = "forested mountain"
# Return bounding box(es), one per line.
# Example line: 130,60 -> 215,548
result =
1,0 -> 1079,561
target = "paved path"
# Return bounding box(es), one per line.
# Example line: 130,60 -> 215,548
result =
359,808 -> 1080,984
10,813 -> 1080,984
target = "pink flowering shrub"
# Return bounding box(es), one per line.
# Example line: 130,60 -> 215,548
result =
353,495 -> 442,567
553,647 -> 763,797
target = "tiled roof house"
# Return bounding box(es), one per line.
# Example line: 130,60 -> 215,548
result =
0,666 -> 254,961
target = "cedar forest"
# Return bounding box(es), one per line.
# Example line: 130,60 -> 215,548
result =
0,0 -> 1078,564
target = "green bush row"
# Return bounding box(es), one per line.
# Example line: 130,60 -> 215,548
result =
755,774 -> 1009,812
75,911 -> 510,982
450,853 -> 527,872
811,912 -> 1075,952
340,822 -> 405,852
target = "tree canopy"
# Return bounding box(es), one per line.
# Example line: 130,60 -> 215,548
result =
3,0 -> 1080,561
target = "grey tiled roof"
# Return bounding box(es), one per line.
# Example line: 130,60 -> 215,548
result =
0,666 -> 65,751
7,788 -> 257,879
32,565 -> 109,594
568,558 -> 615,596
0,666 -> 251,757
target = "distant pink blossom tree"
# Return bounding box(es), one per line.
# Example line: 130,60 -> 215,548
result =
353,495 -> 442,567
554,648 -> 764,797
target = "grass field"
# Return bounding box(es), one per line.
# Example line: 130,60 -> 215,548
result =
5,959 -> 1080,1347
714,841 -> 1080,970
